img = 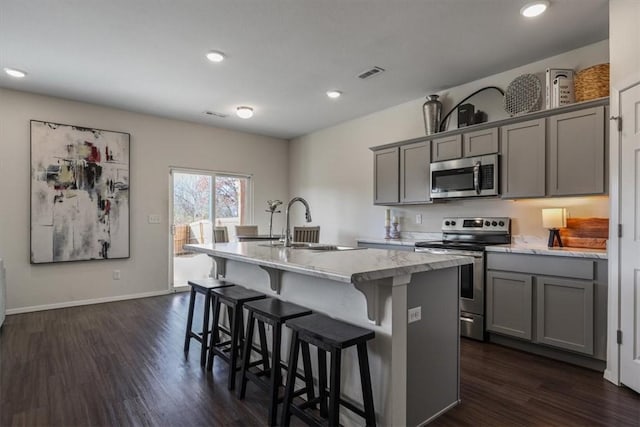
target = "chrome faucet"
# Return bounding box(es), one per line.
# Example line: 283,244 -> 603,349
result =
284,197 -> 312,247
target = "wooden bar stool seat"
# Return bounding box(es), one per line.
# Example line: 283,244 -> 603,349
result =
281,313 -> 377,427
238,298 -> 314,426
183,278 -> 233,366
206,285 -> 267,390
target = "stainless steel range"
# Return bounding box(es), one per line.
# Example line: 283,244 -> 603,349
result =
415,217 -> 511,341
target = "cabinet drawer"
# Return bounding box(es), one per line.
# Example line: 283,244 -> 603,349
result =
487,253 -> 595,280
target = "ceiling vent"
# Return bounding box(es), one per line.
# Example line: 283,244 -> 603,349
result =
204,111 -> 228,118
357,66 -> 385,80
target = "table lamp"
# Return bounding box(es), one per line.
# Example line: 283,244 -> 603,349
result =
542,208 -> 566,247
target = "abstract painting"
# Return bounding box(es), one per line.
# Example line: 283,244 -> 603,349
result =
30,120 -> 130,263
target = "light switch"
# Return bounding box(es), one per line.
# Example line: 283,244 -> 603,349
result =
148,214 -> 161,224
415,214 -> 422,224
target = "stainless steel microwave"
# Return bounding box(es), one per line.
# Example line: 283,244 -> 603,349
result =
430,154 -> 499,199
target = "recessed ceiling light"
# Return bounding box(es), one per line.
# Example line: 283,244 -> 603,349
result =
236,106 -> 254,119
326,90 -> 342,99
4,67 -> 27,78
520,1 -> 549,18
206,51 -> 225,63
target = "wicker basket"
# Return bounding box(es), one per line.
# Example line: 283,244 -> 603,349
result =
574,63 -> 609,102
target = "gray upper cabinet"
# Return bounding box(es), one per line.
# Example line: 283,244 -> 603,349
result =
486,271 -> 533,340
431,134 -> 462,162
400,141 -> 431,203
373,147 -> 399,204
536,276 -> 594,355
463,127 -> 499,157
501,118 -> 546,198
548,106 -> 605,196
370,98 -> 608,204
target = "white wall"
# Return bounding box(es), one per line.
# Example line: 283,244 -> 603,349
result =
0,88 -> 289,312
290,40 -> 610,244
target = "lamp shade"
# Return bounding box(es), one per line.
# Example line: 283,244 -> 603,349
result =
542,208 -> 567,229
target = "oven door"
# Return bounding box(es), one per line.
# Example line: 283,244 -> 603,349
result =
430,154 -> 498,199
415,247 -> 486,340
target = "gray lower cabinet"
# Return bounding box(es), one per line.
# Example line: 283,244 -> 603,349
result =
486,252 -> 607,362
548,106 -> 605,196
536,276 -> 594,355
373,147 -> 399,204
501,118 -> 546,198
400,141 -> 431,203
486,271 -> 533,340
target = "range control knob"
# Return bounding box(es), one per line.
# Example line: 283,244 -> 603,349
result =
492,221 -> 498,226
485,221 -> 490,226
445,221 -> 450,226
498,220 -> 505,227
451,221 -> 456,226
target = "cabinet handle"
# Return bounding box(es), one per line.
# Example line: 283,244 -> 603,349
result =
473,161 -> 481,194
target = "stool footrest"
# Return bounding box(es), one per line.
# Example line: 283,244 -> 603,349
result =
289,404 -> 326,427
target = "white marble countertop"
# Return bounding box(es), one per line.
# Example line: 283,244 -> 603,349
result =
185,242 -> 472,284
358,236 -> 608,259
486,244 -> 607,259
356,237 -> 422,247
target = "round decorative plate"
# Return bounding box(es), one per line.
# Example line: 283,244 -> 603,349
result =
504,73 -> 542,116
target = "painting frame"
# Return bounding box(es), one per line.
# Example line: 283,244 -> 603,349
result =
30,120 -> 131,264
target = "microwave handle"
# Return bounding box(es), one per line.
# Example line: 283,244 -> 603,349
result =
473,161 -> 481,194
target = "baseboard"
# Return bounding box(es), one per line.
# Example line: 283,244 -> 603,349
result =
6,289 -> 173,315
603,368 -> 619,385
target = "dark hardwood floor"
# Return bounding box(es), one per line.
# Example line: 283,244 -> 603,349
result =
1,293 -> 638,426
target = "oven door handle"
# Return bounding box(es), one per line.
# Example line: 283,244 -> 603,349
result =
473,161 -> 481,194
460,315 -> 475,323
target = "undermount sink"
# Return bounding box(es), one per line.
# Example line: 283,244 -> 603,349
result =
258,242 -> 364,251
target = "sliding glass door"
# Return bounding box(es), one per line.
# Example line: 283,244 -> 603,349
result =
170,168 -> 251,288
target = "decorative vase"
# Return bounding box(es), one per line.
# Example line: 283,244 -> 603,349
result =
422,94 -> 442,136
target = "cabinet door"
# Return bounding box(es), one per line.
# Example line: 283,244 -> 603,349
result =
536,276 -> 594,355
486,271 -> 533,340
431,134 -> 462,162
373,147 -> 399,204
400,141 -> 430,203
501,118 -> 546,198
463,127 -> 499,157
548,106 -> 605,196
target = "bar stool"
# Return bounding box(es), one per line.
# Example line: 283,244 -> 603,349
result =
238,298 -> 314,426
281,313 -> 376,427
206,285 -> 267,390
183,278 -> 233,366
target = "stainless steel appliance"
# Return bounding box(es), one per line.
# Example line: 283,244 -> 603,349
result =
430,154 -> 499,199
415,217 -> 511,340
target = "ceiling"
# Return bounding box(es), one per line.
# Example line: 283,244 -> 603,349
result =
0,0 -> 609,140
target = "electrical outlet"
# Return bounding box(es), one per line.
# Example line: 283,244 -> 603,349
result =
113,270 -> 121,280
415,214 -> 422,224
148,214 -> 161,224
408,306 -> 421,323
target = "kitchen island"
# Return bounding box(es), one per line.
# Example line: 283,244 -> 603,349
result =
184,242 -> 472,426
